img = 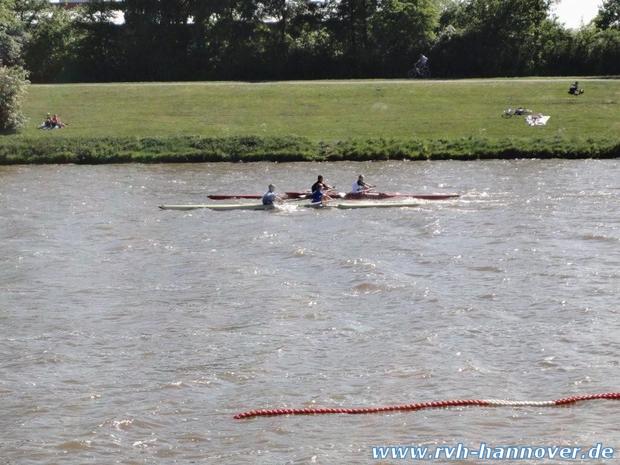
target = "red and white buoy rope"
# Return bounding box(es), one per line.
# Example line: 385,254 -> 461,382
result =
234,392 -> 620,420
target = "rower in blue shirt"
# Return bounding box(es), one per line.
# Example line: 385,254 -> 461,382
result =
262,184 -> 281,206
311,175 -> 333,194
311,188 -> 324,204
310,179 -> 334,206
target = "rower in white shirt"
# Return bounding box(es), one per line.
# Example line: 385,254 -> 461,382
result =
350,175 -> 375,194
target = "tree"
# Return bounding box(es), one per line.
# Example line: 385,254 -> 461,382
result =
595,0 -> 620,29
67,0 -> 125,82
334,0 -> 379,75
186,0 -> 264,79
0,65 -> 29,131
371,0 -> 439,76
0,0 -> 29,131
286,0 -> 340,79
13,0 -> 50,29
24,7 -> 82,82
0,0 -> 25,67
572,25 -> 620,74
432,0 -> 554,76
122,0 -> 194,80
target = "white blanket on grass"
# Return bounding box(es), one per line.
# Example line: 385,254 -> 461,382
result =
526,115 -> 550,126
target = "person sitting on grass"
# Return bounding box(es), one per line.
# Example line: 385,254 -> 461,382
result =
568,81 -> 584,95
38,113 -> 53,129
38,113 -> 68,129
51,114 -> 66,129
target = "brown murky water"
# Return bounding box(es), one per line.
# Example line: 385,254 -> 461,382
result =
1,160 -> 619,464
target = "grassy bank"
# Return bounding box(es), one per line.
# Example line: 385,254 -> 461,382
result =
2,78 -> 619,163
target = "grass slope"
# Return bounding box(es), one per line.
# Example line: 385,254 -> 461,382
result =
1,78 -> 619,163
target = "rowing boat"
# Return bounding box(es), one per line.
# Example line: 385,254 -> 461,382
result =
206,193 -> 308,200
208,192 -> 459,201
281,201 -> 420,209
207,194 -> 264,200
336,201 -> 419,209
159,201 -> 419,211
159,204 -> 274,211
160,203 -> 322,211
343,192 -> 459,200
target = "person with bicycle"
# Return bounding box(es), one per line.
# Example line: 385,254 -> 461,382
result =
415,54 -> 428,69
502,106 -> 533,118
414,54 -> 429,76
569,81 -> 584,95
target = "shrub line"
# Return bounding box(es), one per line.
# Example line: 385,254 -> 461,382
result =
1,135 -> 618,165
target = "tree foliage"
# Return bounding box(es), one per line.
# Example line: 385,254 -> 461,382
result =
433,0 -> 554,76
2,0 -> 619,82
0,0 -> 29,131
0,0 -> 25,67
0,64 -> 29,131
24,7 -> 82,82
371,0 -> 439,75
595,0 -> 620,29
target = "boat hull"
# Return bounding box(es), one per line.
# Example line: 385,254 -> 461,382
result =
207,194 -> 262,200
206,192 -> 459,201
160,201 -> 418,210
208,193 -> 312,200
344,192 -> 459,200
336,201 -> 419,209
160,204 -> 274,211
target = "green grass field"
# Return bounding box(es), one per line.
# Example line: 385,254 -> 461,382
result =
2,78 -> 619,163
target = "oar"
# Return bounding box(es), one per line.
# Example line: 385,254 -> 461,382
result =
283,194 -> 311,202
324,189 -> 345,198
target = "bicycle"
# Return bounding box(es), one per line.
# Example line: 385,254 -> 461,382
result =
501,107 -> 533,118
407,63 -> 431,79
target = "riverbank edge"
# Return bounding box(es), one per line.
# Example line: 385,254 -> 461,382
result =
1,135 -> 618,164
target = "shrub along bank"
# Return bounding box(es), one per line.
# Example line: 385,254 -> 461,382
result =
1,135 -> 618,165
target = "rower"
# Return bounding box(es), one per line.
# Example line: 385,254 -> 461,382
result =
311,175 -> 333,194
350,175 -> 375,193
311,185 -> 332,205
262,184 -> 281,206
311,188 -> 324,204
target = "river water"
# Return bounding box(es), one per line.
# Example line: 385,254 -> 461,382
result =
1,160 -> 619,464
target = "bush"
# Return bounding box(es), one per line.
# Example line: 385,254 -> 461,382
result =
0,65 -> 30,131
